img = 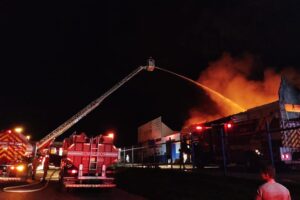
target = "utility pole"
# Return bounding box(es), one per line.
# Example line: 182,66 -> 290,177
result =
265,120 -> 274,167
220,126 -> 227,176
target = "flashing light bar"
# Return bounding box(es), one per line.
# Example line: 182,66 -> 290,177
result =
65,183 -> 116,188
0,177 -> 22,182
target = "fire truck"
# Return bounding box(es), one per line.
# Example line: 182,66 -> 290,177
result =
0,60 -> 154,184
0,129 -> 33,180
59,132 -> 118,189
27,61 -> 155,185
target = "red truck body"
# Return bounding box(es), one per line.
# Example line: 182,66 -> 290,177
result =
59,132 -> 119,188
0,129 -> 33,179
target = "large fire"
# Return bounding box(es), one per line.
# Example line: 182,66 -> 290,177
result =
185,53 -> 285,127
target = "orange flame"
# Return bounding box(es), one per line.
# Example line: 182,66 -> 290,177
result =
185,53 -> 283,127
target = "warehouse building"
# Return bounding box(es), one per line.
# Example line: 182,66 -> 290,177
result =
137,116 -> 181,163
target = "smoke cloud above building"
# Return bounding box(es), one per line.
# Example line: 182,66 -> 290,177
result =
185,53 -> 300,127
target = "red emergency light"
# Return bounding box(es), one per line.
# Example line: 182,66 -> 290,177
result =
195,126 -> 203,130
281,153 -> 291,161
67,169 -> 78,174
224,123 -> 233,129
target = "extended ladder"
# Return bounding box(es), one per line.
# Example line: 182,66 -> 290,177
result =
37,60 -> 155,151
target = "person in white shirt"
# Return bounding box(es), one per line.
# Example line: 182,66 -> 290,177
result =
255,164 -> 291,200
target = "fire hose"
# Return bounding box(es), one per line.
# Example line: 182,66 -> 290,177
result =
3,170 -> 58,193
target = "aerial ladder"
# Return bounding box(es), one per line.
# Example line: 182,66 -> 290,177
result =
36,59 -> 155,153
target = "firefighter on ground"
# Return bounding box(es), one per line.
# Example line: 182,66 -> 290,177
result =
180,136 -> 189,169
43,155 -> 49,181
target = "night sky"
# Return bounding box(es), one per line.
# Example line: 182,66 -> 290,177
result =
1,0 -> 300,146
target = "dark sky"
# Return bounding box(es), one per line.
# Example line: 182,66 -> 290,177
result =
1,0 -> 300,146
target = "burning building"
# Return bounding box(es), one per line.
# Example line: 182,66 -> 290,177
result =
133,77 -> 300,168
186,77 -> 300,168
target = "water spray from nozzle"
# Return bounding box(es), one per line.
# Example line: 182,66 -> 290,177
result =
154,65 -> 246,113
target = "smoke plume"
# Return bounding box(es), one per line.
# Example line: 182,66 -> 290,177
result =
185,53 -> 284,127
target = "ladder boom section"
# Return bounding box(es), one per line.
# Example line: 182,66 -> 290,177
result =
38,66 -> 147,150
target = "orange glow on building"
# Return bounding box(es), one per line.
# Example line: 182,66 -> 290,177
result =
285,104 -> 300,113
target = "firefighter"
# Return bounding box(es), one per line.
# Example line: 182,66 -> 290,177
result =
179,148 -> 185,170
43,155 -> 49,181
32,156 -> 39,180
180,135 -> 189,169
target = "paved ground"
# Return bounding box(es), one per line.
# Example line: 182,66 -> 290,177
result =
1,182 -> 146,200
2,166 -> 299,200
116,167 -> 300,200
0,182 -> 146,200
123,163 -> 300,183
0,169 -> 146,200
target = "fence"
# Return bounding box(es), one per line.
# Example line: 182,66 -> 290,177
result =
119,120 -> 300,174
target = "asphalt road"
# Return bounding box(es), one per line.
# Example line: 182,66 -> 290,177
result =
0,181 -> 146,200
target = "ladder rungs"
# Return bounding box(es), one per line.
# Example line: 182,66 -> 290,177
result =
90,142 -> 99,171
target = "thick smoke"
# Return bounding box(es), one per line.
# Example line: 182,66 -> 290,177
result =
185,53 -> 283,127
